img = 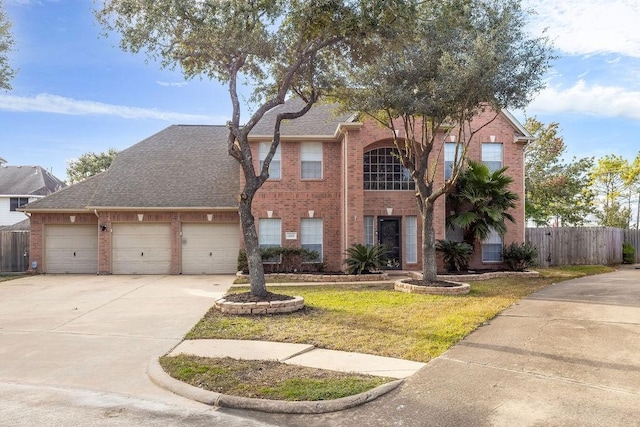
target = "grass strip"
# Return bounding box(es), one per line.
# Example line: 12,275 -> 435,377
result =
159,355 -> 392,401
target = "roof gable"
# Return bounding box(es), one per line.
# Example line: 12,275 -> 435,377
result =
249,98 -> 355,139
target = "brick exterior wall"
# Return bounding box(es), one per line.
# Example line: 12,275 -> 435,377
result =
250,109 -> 527,273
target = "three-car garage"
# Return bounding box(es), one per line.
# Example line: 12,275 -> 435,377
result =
41,220 -> 240,275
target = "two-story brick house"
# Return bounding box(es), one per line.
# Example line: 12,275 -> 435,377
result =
23,99 -> 531,274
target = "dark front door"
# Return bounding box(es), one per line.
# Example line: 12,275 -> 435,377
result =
378,217 -> 401,269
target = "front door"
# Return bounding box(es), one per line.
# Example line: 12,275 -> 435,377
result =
378,217 -> 401,269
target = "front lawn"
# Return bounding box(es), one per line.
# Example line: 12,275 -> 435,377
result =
187,265 -> 615,363
163,265 -> 615,400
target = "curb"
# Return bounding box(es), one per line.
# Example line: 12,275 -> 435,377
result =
148,357 -> 403,414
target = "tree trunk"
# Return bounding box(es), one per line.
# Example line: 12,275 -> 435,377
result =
238,192 -> 267,297
421,202 -> 438,282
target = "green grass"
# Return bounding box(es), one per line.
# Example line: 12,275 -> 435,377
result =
188,265 -> 615,363
160,355 -> 392,401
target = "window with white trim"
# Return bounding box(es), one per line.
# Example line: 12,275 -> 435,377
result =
405,216 -> 417,263
444,143 -> 462,180
481,143 -> 503,173
300,142 -> 323,179
259,142 -> 281,179
259,218 -> 281,247
301,218 -> 323,262
363,147 -> 415,190
364,216 -> 375,247
482,227 -> 503,262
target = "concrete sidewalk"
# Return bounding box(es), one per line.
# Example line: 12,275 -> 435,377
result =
237,267 -> 640,426
168,339 -> 426,379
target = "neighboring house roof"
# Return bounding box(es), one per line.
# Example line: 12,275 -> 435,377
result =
23,125 -> 239,212
22,172 -> 105,212
0,218 -> 30,231
250,98 -> 356,139
0,165 -> 66,196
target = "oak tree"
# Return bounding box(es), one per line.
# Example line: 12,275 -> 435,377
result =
97,0 -> 400,296
336,0 -> 552,282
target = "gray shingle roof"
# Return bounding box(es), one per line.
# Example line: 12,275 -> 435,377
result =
250,98 -> 355,137
24,125 -> 239,211
0,165 -> 66,196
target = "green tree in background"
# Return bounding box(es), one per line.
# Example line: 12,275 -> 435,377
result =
66,148 -> 118,184
589,154 -> 632,228
0,0 -> 16,90
524,118 -> 594,226
623,151 -> 640,229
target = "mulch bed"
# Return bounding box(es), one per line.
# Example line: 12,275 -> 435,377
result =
222,291 -> 295,303
403,279 -> 461,288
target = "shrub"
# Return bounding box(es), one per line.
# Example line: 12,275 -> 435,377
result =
343,244 -> 387,275
502,242 -> 538,271
237,249 -> 249,273
622,242 -> 635,264
237,247 -> 321,274
435,240 -> 473,272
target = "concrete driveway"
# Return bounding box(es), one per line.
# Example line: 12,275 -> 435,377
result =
0,274 -> 273,426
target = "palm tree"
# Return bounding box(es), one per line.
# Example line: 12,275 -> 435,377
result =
446,160 -> 519,246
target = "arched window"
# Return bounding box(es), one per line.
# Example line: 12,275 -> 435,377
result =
363,147 -> 415,190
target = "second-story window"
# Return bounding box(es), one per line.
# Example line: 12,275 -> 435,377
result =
259,142 -> 281,179
482,143 -> 503,173
444,142 -> 462,180
300,142 -> 323,179
10,197 -> 29,211
364,147 -> 415,190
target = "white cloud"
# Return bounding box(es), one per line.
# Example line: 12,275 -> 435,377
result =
525,0 -> 640,57
0,93 -> 222,122
529,80 -> 640,120
156,81 -> 188,87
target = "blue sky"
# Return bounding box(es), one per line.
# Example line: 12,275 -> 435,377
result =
1,0 -> 639,181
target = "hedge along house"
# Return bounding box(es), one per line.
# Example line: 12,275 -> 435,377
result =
23,99 -> 531,274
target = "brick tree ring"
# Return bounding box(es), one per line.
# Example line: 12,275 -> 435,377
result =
394,278 -> 470,295
214,296 -> 305,315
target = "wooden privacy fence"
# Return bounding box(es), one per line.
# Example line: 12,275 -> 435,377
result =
0,231 -> 29,272
526,227 -> 640,267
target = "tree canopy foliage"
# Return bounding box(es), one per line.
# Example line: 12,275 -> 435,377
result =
589,154 -> 634,228
0,0 -> 16,90
524,118 -> 594,226
66,148 -> 118,184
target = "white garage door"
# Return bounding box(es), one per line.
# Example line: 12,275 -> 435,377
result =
45,225 -> 98,274
181,223 -> 240,274
112,223 -> 172,274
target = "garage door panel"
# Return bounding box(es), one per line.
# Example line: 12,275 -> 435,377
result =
45,225 -> 98,274
182,223 -> 239,274
112,224 -> 171,275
